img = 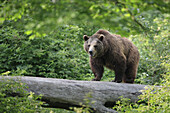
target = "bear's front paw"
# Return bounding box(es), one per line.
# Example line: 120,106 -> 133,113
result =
112,79 -> 116,82
92,79 -> 96,81
112,80 -> 122,83
91,78 -> 100,81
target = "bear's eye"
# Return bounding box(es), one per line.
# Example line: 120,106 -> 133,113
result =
94,45 -> 97,48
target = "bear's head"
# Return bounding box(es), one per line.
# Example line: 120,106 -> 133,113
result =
83,34 -> 105,58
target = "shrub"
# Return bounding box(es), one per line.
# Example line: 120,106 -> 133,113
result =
0,24 -> 100,80
131,14 -> 170,84
113,64 -> 170,113
0,77 -> 44,113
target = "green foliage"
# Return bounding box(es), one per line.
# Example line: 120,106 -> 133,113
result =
132,14 -> 170,84
0,78 -> 44,113
113,78 -> 170,113
71,92 -> 95,113
0,25 -> 99,79
113,62 -> 170,112
1,0 -> 169,36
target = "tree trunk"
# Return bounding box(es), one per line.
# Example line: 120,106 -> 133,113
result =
0,76 -> 148,113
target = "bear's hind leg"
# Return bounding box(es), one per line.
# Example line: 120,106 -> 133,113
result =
124,49 -> 140,83
113,65 -> 126,83
124,67 -> 136,83
124,61 -> 139,83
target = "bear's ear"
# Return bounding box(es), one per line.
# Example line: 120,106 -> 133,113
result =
83,35 -> 89,41
99,34 -> 105,41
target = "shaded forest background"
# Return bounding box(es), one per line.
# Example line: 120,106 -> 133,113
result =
0,0 -> 169,113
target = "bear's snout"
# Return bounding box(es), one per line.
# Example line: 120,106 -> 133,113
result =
89,50 -> 93,56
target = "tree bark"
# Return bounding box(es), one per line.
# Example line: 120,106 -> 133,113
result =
0,76 -> 148,113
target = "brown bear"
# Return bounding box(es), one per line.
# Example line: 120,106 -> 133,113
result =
83,29 -> 140,83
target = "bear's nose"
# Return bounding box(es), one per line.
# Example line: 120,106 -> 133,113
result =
89,50 -> 93,56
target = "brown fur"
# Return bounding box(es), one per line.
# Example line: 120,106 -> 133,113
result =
83,29 -> 140,83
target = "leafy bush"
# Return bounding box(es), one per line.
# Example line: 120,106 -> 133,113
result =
0,77 -> 44,113
113,62 -> 170,113
0,24 -> 100,80
71,92 -> 95,113
132,14 -> 170,84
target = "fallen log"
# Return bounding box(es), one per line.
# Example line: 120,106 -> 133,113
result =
0,76 -> 148,113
